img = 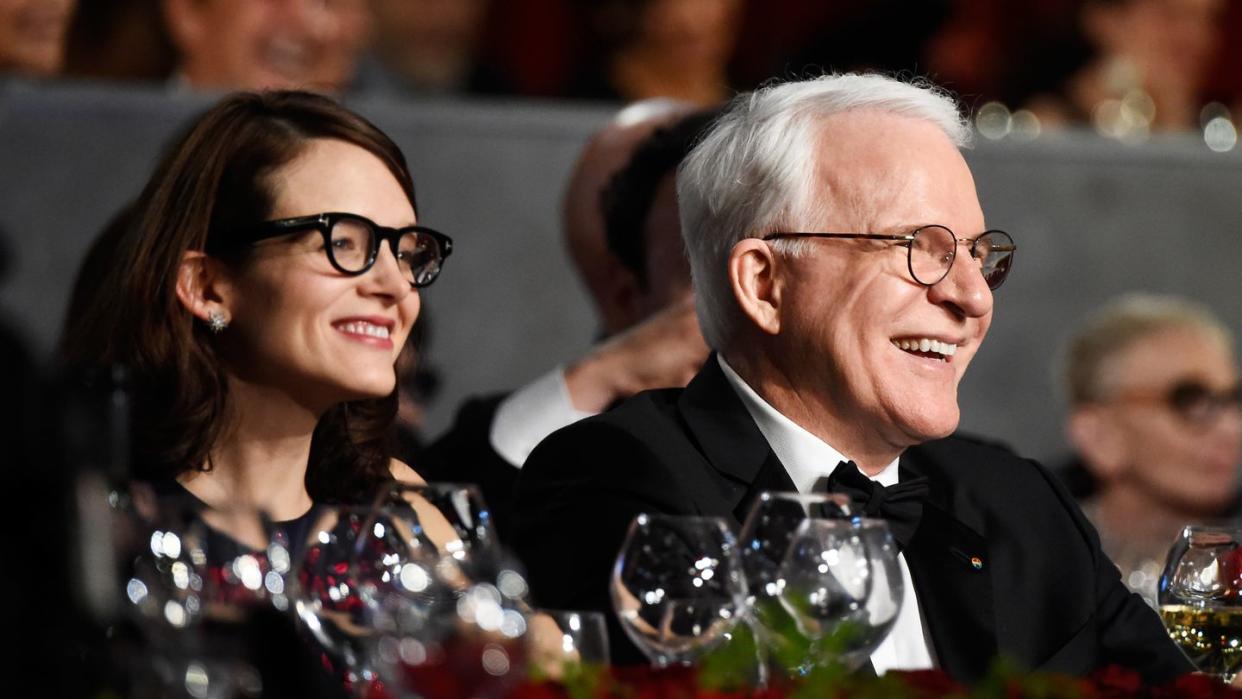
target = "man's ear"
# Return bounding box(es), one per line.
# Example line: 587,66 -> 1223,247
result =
599,266 -> 644,336
728,238 -> 781,336
1068,406 -> 1128,481
175,251 -> 233,326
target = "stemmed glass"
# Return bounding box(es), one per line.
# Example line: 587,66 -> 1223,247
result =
112,487 -> 275,697
372,482 -> 495,552
610,514 -> 749,668
1158,525 -> 1242,682
526,609 -> 611,680
371,481 -> 503,586
289,505 -> 444,695
366,483 -> 531,698
777,518 -> 903,671
737,491 -> 853,677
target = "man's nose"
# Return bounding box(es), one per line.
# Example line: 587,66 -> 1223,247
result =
927,244 -> 994,319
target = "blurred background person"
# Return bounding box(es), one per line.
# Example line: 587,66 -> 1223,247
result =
0,0 -> 76,77
161,0 -> 370,92
63,0 -> 176,83
1023,0 -> 1227,135
563,99 -> 692,332
420,102 -> 714,527
1059,293 -> 1242,605
571,0 -> 742,106
354,0 -> 514,96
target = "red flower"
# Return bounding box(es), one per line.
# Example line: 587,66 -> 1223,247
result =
508,681 -> 572,699
1152,673 -> 1242,699
891,668 -> 964,698
1092,665 -> 1144,696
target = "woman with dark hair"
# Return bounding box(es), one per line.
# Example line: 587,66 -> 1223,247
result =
62,90 -> 451,518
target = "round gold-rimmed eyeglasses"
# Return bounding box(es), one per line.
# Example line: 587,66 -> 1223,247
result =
762,225 -> 1015,290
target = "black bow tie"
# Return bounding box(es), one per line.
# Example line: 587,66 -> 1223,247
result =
815,460 -> 929,549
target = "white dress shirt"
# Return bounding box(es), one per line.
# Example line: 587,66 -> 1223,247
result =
717,355 -> 937,674
489,367 -> 595,468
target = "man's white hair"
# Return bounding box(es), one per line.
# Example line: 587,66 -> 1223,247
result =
676,73 -> 970,350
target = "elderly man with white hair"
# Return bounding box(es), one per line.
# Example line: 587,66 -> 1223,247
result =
509,73 -> 1190,682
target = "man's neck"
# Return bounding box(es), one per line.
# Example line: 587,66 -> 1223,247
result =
178,376 -> 320,520
721,349 -> 904,476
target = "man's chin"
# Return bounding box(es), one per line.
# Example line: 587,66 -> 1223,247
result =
896,406 -> 960,446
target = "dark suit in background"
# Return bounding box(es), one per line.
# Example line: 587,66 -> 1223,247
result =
509,358 -> 1191,683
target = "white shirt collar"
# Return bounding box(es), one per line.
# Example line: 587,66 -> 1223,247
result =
717,354 -> 900,492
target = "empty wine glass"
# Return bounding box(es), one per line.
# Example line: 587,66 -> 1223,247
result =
777,518 -> 902,671
610,514 -> 748,668
1158,525 -> 1242,682
372,482 -> 506,586
737,491 -> 854,677
290,505 -> 441,695
112,486 -> 273,697
344,488 -> 531,699
372,482 -> 492,548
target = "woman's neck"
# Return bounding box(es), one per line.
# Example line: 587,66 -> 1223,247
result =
178,376 -> 320,521
1091,485 -> 1197,563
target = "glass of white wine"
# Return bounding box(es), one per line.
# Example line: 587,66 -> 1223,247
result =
1158,525 -> 1242,682
610,514 -> 748,667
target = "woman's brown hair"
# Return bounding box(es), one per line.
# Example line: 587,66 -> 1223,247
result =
63,90 -> 418,503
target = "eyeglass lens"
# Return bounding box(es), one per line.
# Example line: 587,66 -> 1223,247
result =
1169,382 -> 1242,426
328,218 -> 445,286
909,226 -> 1014,290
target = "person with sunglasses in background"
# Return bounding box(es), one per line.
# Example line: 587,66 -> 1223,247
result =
1060,293 -> 1242,607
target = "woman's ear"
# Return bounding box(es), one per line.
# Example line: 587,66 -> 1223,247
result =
175,251 -> 233,327
728,238 -> 782,336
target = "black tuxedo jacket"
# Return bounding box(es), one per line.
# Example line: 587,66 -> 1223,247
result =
507,357 -> 1191,683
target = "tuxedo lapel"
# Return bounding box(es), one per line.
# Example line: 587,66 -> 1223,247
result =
677,356 -> 795,526
899,456 -> 998,683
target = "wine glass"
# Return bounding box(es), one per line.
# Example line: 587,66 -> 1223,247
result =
372,482 -> 495,552
737,491 -> 854,677
332,490 -> 530,699
372,482 -> 507,587
526,609 -> 610,680
112,486 -> 274,697
610,514 -> 748,668
1158,524 -> 1242,682
366,554 -> 531,699
289,505 -> 443,695
777,517 -> 902,671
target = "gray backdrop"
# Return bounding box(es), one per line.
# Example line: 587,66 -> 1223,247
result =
1,79 -> 1239,466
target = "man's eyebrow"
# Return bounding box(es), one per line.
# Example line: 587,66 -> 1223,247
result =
868,222 -> 936,235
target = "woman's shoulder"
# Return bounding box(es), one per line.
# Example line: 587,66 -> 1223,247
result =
387,458 -> 426,485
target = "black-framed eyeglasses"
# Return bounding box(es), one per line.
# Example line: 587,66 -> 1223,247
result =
1114,381 -> 1242,429
762,225 -> 1016,290
247,212 -> 453,288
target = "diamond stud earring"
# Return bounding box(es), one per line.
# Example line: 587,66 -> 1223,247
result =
207,310 -> 229,333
